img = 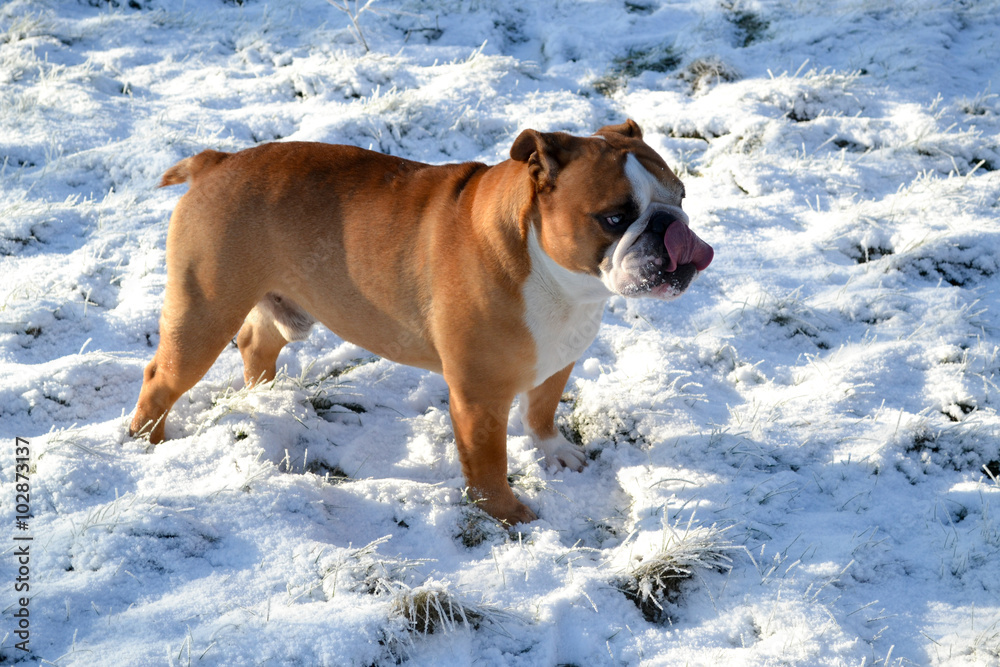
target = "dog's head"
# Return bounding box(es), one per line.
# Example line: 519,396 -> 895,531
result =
511,120 -> 713,300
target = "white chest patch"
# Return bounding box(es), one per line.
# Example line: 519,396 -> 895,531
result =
522,230 -> 609,387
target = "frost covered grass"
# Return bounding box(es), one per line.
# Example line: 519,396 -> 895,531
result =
615,518 -> 737,624
2,0 -> 1000,665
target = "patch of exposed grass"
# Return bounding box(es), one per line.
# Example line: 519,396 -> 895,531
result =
625,1 -> 656,15
615,518 -> 735,623
594,45 -> 681,97
309,395 -> 367,415
456,507 -> 510,548
390,582 -> 483,635
960,89 -> 997,117
724,3 -> 769,47
305,459 -> 350,482
942,401 -> 976,423
318,536 -> 429,600
906,249 -> 996,287
679,56 -> 739,94
850,244 -> 894,264
377,581 -> 516,662
0,11 -> 52,45
571,407 -> 642,448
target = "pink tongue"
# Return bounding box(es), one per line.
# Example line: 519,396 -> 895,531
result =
664,222 -> 714,272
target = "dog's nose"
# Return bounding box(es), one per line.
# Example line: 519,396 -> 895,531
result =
647,211 -> 678,236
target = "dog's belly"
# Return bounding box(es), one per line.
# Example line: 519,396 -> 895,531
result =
287,284 -> 443,373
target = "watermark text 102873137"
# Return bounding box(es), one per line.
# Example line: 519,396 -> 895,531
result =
12,437 -> 32,652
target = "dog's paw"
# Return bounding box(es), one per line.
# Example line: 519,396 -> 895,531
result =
500,501 -> 538,527
479,494 -> 538,526
535,433 -> 587,472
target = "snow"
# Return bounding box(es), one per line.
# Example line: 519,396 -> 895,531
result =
2,0 -> 999,664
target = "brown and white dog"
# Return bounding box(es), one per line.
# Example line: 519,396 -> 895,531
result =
129,120 -> 713,525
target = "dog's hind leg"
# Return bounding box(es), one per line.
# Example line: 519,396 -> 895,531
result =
130,271 -> 256,445
237,293 -> 315,387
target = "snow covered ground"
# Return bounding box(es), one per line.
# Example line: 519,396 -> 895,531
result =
2,0 -> 999,664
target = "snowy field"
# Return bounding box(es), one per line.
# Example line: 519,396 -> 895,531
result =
2,0 -> 1000,664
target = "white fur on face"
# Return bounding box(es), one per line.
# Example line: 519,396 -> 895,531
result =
599,154 -> 688,296
624,152 -> 675,208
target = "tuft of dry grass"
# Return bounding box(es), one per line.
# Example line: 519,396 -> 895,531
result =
390,582 -> 484,635
616,518 -> 736,623
680,57 -> 739,94
377,581 -> 516,662
319,536 -> 429,600
456,506 -> 510,548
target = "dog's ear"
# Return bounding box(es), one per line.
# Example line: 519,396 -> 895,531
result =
595,119 -> 643,140
510,129 -> 576,192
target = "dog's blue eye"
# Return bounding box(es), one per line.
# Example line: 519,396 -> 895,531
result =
606,215 -> 623,226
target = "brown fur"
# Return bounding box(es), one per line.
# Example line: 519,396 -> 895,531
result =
130,123 -> 681,525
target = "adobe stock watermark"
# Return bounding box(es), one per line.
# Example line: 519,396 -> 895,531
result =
10,437 -> 32,653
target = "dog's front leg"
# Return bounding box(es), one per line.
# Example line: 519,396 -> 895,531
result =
521,362 -> 587,471
447,388 -> 537,526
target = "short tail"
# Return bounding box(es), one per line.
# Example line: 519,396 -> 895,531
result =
159,149 -> 231,187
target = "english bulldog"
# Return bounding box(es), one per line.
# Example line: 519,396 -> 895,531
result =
130,120 -> 713,525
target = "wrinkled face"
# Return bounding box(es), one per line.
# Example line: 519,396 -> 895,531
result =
531,127 -> 713,300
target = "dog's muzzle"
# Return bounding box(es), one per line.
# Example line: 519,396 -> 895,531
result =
602,204 -> 714,299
